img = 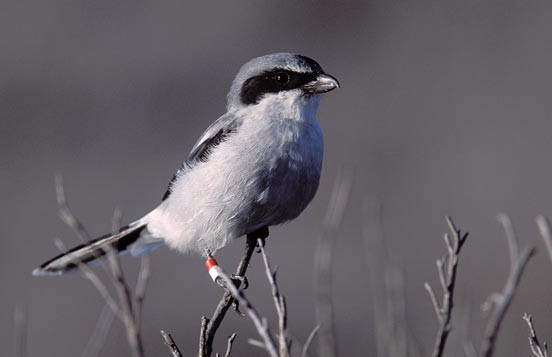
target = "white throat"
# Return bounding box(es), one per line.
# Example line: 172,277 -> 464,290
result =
236,90 -> 321,123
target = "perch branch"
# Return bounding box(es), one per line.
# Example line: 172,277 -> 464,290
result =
200,230 -> 263,356
424,216 -> 468,357
523,313 -> 548,357
217,269 -> 279,357
479,214 -> 535,357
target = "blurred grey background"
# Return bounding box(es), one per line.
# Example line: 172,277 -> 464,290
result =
2,0 -> 552,356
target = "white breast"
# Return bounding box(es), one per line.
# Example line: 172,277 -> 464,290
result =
146,92 -> 324,255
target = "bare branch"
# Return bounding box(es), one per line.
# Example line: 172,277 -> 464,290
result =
201,230 -> 264,356
523,313 -> 548,357
54,239 -> 122,318
55,175 -> 118,283
224,333 -> 237,357
161,330 -> 184,357
258,238 -> 291,357
426,216 -> 469,357
107,249 -> 145,357
54,177 -> 145,357
497,214 -> 519,271
301,325 -> 320,357
248,339 -> 266,349
536,215 -> 552,265
217,271 -> 278,357
55,174 -> 91,242
315,169 -> 353,357
134,254 -> 151,328
424,282 -> 442,320
82,304 -> 114,357
480,215 -> 536,357
199,317 -> 209,357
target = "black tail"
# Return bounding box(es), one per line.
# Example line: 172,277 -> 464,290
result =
33,224 -> 146,276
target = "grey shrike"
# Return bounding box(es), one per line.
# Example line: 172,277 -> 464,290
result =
33,53 -> 339,277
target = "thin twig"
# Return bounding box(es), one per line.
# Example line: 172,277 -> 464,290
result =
314,169 -> 353,357
217,270 -> 278,357
14,305 -> 27,357
523,313 -> 548,357
258,238 -> 291,357
82,304 -> 115,357
54,239 -> 122,318
201,230 -> 264,356
248,339 -> 266,349
55,174 -> 91,242
161,330 -> 184,357
199,317 -> 210,357
134,254 -> 151,328
108,210 -> 145,357
480,214 -> 536,357
536,215 -> 552,265
55,177 -> 146,357
425,216 -> 468,357
107,249 -> 145,357
224,333 -> 237,357
55,175 -> 117,283
424,283 -> 441,320
301,325 -> 320,357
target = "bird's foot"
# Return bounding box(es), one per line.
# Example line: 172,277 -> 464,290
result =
231,274 -> 249,290
231,299 -> 245,316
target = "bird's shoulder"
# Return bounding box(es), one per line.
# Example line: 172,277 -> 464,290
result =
161,113 -> 244,201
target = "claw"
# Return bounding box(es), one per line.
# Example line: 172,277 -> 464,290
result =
231,299 -> 245,317
255,238 -> 265,253
231,274 -> 249,290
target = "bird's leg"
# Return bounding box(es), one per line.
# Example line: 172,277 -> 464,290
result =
203,254 -> 247,290
203,257 -> 246,315
203,227 -> 269,313
232,226 -> 269,282
202,254 -> 248,314
253,226 -> 269,253
230,274 -> 249,290
201,227 -> 270,355
227,227 -> 268,312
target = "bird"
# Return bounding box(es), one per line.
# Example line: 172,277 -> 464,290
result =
33,53 -> 339,277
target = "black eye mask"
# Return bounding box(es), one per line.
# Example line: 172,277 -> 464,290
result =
239,69 -> 320,105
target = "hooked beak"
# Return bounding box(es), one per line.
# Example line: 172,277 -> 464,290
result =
302,73 -> 340,94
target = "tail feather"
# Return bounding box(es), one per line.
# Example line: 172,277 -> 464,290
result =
33,224 -> 147,276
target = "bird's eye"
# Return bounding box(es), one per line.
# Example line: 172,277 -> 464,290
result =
275,72 -> 290,84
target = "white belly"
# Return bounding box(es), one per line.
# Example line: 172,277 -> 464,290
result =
147,118 -> 324,255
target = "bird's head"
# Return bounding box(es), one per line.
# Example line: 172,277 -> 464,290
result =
226,53 -> 339,120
